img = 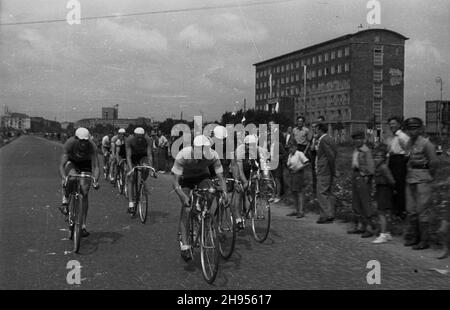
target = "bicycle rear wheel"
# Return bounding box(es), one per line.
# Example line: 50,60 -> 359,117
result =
200,213 -> 220,284
251,194 -> 271,243
215,196 -> 236,260
138,183 -> 148,224
72,195 -> 83,253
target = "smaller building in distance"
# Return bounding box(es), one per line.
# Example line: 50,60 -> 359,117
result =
102,106 -> 118,120
1,112 -> 31,132
425,100 -> 450,136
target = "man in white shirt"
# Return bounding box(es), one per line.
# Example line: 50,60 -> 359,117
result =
387,116 -> 410,219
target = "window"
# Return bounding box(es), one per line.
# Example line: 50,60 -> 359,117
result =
296,61 -> 299,68
318,54 -> 322,63
301,60 -> 305,66
345,47 -> 350,56
324,67 -> 328,76
291,63 -> 294,70
331,66 -> 335,74
337,64 -> 342,73
337,49 -> 342,58
324,53 -> 329,61
373,69 -> 383,82
374,46 -> 384,65
296,74 -> 299,81
281,90 -> 285,96
331,51 -> 335,60
281,66 -> 284,73
311,70 -> 316,78
318,69 -> 322,77
312,56 -> 316,65
373,84 -> 383,97
286,76 -> 290,83
281,78 -> 285,84
373,100 -> 382,119
344,63 -> 349,72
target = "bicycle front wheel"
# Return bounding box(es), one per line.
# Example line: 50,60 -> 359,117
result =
72,195 -> 83,253
200,213 -> 220,284
251,194 -> 271,243
138,184 -> 149,224
215,196 -> 236,260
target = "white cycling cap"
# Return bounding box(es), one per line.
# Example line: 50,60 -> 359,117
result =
213,125 -> 228,140
75,127 -> 90,140
244,134 -> 258,144
193,135 -> 211,147
118,128 -> 126,134
134,127 -> 145,135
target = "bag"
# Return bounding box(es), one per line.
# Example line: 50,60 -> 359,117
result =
287,151 -> 308,172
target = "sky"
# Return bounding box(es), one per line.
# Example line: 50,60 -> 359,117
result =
0,0 -> 449,123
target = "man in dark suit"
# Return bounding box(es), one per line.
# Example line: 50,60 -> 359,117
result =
314,123 -> 337,224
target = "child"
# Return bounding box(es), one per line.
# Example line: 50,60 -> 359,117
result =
286,142 -> 309,218
372,143 -> 396,244
347,131 -> 376,238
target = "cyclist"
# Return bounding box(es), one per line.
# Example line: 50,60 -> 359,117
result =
235,134 -> 270,230
172,134 -> 228,261
59,127 -> 100,237
125,127 -> 154,214
101,133 -> 113,180
110,128 -> 127,183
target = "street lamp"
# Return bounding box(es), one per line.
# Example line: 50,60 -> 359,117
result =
436,76 -> 443,137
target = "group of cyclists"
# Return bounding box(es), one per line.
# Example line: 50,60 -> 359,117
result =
58,125 -> 274,262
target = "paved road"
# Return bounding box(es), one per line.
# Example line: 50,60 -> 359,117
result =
1,136 -> 449,290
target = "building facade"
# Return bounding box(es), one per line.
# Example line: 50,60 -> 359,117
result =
253,29 -> 408,140
426,100 -> 450,136
75,117 -> 152,129
1,112 -> 31,132
102,107 -> 118,120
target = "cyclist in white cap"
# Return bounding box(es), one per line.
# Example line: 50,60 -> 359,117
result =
58,127 -> 100,237
110,128 -> 127,183
172,134 -> 228,262
125,127 -> 154,213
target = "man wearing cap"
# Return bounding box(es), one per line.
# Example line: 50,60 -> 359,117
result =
125,127 -> 154,213
110,128 -> 127,183
314,123 -> 337,224
234,134 -> 270,230
172,135 -> 228,262
403,117 -> 438,250
59,127 -> 100,237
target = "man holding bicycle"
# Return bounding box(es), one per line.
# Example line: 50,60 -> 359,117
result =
125,127 -> 154,214
235,134 -> 270,231
110,128 -> 127,183
172,134 -> 228,262
59,127 -> 100,237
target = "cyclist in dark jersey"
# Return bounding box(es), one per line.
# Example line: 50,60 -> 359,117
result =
59,127 -> 100,237
110,128 -> 127,182
125,127 -> 154,213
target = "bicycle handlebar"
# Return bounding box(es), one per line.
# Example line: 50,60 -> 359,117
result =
127,165 -> 157,177
65,173 -> 99,189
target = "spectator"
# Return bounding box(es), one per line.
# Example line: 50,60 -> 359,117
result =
372,143 -> 396,244
286,141 -> 309,218
347,131 -> 376,238
150,130 -> 158,169
403,117 -> 438,250
267,122 -> 286,204
314,123 -> 337,224
284,126 -> 294,148
292,116 -> 312,153
387,116 -> 409,219
309,116 -> 326,197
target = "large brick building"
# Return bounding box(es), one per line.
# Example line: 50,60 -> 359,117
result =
253,29 -> 408,140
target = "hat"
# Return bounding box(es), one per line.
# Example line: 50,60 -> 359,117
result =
75,127 -> 90,140
193,135 -> 211,147
244,134 -> 258,144
213,125 -> 228,140
351,131 -> 365,139
118,128 -> 126,134
134,127 -> 145,135
404,117 -> 423,129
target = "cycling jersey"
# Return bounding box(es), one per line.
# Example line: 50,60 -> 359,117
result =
63,137 -> 97,172
235,144 -> 269,178
102,135 -> 111,149
126,134 -> 152,165
111,135 -> 126,158
172,146 -> 223,179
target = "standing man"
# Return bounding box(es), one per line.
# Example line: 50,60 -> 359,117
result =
292,116 -> 312,153
403,117 -> 438,250
314,123 -> 337,224
387,116 -> 409,219
310,115 -> 326,197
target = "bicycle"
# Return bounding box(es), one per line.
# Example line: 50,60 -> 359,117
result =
212,178 -> 237,260
127,165 -> 157,224
115,158 -> 127,195
64,172 -> 98,253
239,161 -> 274,243
103,151 -> 111,180
178,184 -> 221,284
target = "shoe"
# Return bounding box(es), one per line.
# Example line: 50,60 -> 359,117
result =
412,222 -> 429,250
385,232 -> 393,241
316,218 -> 328,224
287,211 -> 298,217
296,213 -> 305,218
180,249 -> 192,262
81,228 -> 90,238
372,233 -> 389,244
361,231 -> 374,238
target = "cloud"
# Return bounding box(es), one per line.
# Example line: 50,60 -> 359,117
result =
97,20 -> 168,52
406,39 -> 447,65
177,24 -> 215,50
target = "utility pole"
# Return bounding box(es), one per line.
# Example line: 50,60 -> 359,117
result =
243,98 -> 246,112
436,76 -> 443,138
